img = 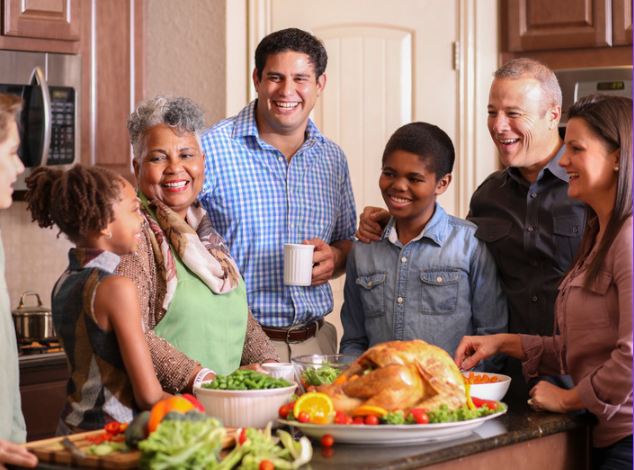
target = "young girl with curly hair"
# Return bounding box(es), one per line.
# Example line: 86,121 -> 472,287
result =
25,165 -> 169,434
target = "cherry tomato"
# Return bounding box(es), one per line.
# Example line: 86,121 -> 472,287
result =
485,401 -> 499,410
343,415 -> 354,425
297,411 -> 311,423
259,459 -> 275,470
470,397 -> 487,408
238,428 -> 248,445
409,409 -> 429,424
364,415 -> 379,425
334,411 -> 345,424
320,434 -> 335,447
352,416 -> 365,425
279,404 -> 291,419
321,446 -> 335,459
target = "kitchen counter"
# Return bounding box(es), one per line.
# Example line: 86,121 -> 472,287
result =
10,395 -> 592,470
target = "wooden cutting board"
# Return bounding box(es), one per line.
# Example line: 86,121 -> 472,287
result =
23,427 -> 238,469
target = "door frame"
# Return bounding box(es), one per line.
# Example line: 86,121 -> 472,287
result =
226,0 -> 499,218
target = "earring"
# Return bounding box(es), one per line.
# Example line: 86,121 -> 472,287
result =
104,232 -> 113,239
614,167 -> 620,172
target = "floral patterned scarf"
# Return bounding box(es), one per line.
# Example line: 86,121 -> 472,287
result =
139,193 -> 241,312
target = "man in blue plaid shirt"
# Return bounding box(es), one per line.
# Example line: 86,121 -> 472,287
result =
200,28 -> 357,361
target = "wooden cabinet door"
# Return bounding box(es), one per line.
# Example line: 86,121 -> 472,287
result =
612,0 -> 633,45
0,0 -> 81,52
506,0 -> 612,51
3,0 -> 80,40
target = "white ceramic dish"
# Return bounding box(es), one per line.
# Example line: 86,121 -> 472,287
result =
463,372 -> 511,401
277,408 -> 507,445
261,362 -> 296,383
195,381 -> 296,428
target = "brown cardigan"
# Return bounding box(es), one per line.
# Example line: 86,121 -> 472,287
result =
117,220 -> 278,394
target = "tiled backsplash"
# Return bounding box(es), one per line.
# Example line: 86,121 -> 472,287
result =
0,201 -> 73,309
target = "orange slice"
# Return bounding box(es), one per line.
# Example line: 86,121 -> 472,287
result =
293,392 -> 334,422
353,405 -> 388,417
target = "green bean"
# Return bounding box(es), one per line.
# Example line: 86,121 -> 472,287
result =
200,369 -> 293,390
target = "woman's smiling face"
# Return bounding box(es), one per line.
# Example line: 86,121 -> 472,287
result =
133,124 -> 204,219
559,117 -> 619,210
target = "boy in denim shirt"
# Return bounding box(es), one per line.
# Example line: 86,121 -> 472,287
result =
340,122 -> 507,370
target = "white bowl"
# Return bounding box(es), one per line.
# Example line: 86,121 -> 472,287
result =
195,381 -> 296,428
464,372 -> 511,401
261,362 -> 296,383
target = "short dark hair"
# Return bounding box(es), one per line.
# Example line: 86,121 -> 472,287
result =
382,122 -> 455,180
254,28 -> 327,82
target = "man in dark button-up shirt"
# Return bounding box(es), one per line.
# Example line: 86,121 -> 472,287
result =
468,58 -> 585,399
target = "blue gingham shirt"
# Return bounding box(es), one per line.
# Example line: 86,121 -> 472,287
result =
200,100 -> 357,327
340,203 -> 507,371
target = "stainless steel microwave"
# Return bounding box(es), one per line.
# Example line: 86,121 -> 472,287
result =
554,66 -> 633,136
0,50 -> 81,191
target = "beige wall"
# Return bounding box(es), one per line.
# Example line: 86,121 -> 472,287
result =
146,0 -> 228,127
2,1 -> 231,310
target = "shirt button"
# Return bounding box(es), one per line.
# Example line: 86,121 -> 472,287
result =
488,234 -> 495,240
527,226 -> 534,233
401,257 -> 407,263
532,296 -> 538,302
572,227 -> 579,233
530,193 -> 537,198
397,297 -> 403,303
368,281 -> 372,286
533,261 -> 539,267
436,276 -> 443,282
290,223 -> 294,228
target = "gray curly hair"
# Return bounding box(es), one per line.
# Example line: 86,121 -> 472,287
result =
127,95 -> 206,163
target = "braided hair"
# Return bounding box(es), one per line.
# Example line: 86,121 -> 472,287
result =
25,165 -> 125,245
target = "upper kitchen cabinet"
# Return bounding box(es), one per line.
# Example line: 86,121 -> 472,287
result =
501,0 -> 633,68
0,0 -> 81,53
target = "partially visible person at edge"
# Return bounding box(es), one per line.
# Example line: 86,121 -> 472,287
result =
199,28 -> 357,362
455,94 -> 633,470
356,58 -> 584,399
0,93 -> 38,468
339,122 -> 507,370
118,95 -> 278,394
25,165 -> 169,434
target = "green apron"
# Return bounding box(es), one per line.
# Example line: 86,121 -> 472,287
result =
153,246 -> 248,375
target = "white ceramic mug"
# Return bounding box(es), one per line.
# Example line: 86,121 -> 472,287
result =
283,244 -> 315,286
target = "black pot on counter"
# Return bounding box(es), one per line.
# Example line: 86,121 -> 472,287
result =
12,291 -> 57,344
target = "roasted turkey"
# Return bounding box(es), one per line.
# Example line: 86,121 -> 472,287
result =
314,340 -> 466,414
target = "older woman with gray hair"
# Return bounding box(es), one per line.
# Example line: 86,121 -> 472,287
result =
118,95 -> 278,394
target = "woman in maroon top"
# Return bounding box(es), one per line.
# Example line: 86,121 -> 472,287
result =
454,93 -> 632,470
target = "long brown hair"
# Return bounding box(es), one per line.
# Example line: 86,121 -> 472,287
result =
562,94 -> 633,289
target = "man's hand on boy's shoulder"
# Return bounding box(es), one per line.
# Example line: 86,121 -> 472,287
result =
356,206 -> 390,243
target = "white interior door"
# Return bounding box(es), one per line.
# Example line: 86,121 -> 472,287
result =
243,0 -> 498,347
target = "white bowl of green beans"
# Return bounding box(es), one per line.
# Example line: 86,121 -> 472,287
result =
195,369 -> 297,428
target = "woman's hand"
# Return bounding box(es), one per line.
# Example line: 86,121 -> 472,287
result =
356,206 -> 390,243
0,438 -> 38,469
529,382 -> 584,413
455,334 -> 526,370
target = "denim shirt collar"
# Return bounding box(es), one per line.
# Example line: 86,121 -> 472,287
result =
381,202 -> 448,248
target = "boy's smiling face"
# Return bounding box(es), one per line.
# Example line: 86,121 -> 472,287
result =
379,150 -> 451,233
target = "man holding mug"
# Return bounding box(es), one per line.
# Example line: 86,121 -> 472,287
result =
200,28 -> 356,361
